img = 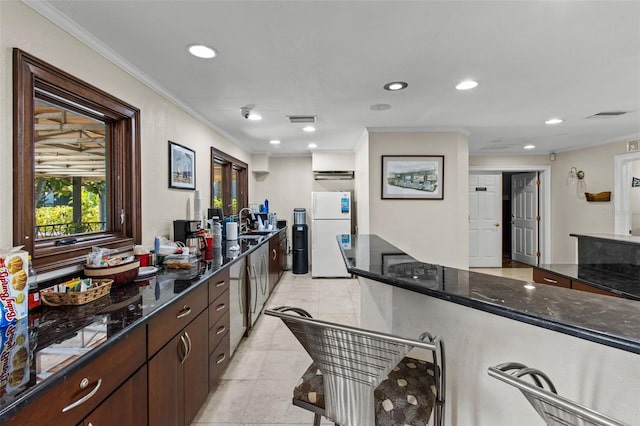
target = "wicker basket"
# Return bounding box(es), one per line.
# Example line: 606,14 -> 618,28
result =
41,279 -> 113,306
585,191 -> 611,202
84,260 -> 140,285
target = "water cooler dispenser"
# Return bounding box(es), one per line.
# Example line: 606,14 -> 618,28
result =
292,208 -> 308,274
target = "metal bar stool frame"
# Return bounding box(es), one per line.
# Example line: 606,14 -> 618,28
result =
488,362 -> 629,426
266,306 -> 446,426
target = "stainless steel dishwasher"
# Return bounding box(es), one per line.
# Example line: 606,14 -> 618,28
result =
228,256 -> 246,355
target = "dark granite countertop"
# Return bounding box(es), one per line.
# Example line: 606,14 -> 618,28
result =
536,264 -> 640,300
339,234 -> 640,355
570,233 -> 640,246
0,228 -> 284,423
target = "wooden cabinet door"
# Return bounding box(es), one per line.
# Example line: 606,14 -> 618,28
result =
148,332 -> 184,426
279,234 -> 287,277
532,267 -> 571,288
184,310 -> 210,425
268,238 -> 279,293
572,280 -> 622,298
84,366 -> 148,426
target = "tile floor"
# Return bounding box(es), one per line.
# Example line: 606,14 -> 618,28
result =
192,271 -> 360,425
192,265 -> 531,425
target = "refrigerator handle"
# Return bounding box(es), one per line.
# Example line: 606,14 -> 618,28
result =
312,193 -> 316,218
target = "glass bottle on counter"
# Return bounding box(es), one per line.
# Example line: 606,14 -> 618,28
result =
27,255 -> 41,314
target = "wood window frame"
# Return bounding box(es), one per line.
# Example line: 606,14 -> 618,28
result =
211,148 -> 247,218
13,49 -> 141,272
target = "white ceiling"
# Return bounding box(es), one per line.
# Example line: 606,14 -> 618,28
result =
29,0 -> 640,156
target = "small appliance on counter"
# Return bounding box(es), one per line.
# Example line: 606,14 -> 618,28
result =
173,220 -> 201,244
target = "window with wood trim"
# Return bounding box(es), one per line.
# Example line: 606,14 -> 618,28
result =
13,49 -> 141,272
211,148 -> 247,218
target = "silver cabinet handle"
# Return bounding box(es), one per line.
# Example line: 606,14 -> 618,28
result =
216,353 -> 226,365
179,334 -> 188,364
215,280 -> 226,288
261,254 -> 268,295
176,305 -> 192,319
252,265 -> 258,312
216,303 -> 226,312
543,277 -> 558,284
184,331 -> 192,360
238,267 -> 245,314
61,378 -> 102,413
216,325 -> 226,335
272,248 -> 277,260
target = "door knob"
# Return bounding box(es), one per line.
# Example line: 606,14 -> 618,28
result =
495,223 -> 500,227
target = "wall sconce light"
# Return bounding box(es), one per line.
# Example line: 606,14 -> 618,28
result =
567,166 -> 587,199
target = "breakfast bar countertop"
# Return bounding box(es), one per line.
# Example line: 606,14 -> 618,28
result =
339,234 -> 640,355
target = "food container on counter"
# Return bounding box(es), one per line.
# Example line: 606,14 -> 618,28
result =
0,248 -> 29,327
84,259 -> 140,286
0,319 -> 30,397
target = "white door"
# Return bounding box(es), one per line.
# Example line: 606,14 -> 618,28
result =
311,219 -> 351,277
511,172 -> 538,265
469,173 -> 502,267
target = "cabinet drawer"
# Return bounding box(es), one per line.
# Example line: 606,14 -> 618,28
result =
209,288 -> 229,329
147,283 -> 208,357
209,268 -> 230,304
209,335 -> 230,389
209,309 -> 230,354
6,326 -> 146,426
572,280 -> 623,298
532,268 -> 571,288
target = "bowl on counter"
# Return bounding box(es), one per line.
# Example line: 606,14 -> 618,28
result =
84,259 -> 140,286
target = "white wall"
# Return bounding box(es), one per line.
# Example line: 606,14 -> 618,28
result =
368,131 -> 469,269
354,130 -> 370,234
0,1 -> 249,250
471,142 -> 637,263
251,155 -> 355,266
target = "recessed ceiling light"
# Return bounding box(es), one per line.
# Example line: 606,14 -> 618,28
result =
545,118 -> 563,125
303,126 -> 316,132
524,144 -> 536,150
187,44 -> 217,59
383,81 -> 408,91
269,139 -> 281,145
247,112 -> 262,121
455,80 -> 478,90
308,143 -> 317,149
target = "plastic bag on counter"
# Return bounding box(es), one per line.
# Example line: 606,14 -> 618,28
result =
86,246 -> 134,267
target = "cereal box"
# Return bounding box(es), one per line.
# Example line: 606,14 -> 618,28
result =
0,319 -> 30,397
0,248 -> 29,327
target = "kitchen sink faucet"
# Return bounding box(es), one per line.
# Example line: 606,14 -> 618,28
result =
237,208 -> 254,234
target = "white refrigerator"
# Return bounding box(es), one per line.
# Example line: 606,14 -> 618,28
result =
311,191 -> 352,278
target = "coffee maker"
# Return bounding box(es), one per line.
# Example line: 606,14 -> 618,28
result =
173,220 -> 201,244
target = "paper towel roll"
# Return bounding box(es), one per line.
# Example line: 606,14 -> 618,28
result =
194,190 -> 202,223
225,222 -> 238,240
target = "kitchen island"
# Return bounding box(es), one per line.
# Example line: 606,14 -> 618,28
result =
339,234 -> 640,425
0,229 -> 285,425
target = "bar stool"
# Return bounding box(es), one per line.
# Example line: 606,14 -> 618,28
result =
488,362 -> 629,426
265,306 -> 446,426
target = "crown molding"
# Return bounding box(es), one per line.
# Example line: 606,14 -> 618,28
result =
21,0 -> 250,153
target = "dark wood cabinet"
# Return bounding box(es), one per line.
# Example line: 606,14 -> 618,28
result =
208,269 -> 230,390
572,280 -> 622,298
268,230 -> 287,294
5,326 -> 146,426
533,267 -> 623,298
148,310 -> 209,426
84,365 -> 148,426
532,268 -> 571,289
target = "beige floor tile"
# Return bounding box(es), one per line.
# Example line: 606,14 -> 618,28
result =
193,379 -> 256,423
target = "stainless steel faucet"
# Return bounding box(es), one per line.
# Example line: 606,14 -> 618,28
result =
237,208 -> 254,234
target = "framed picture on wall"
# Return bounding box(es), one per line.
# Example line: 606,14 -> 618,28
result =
168,140 -> 196,190
381,155 -> 444,199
